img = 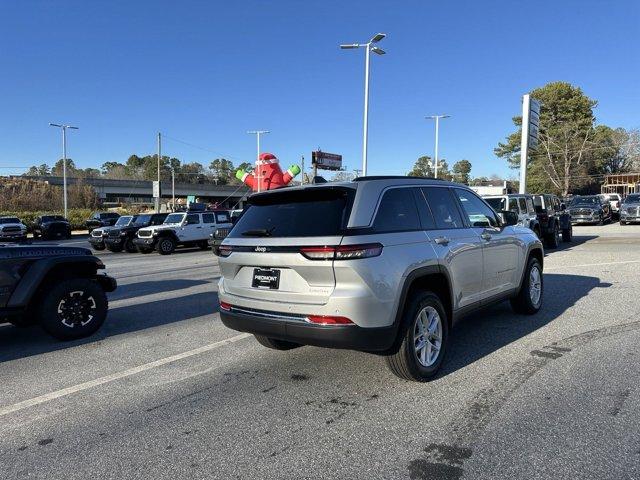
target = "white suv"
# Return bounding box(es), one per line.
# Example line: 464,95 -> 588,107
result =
217,177 -> 544,381
134,211 -> 233,255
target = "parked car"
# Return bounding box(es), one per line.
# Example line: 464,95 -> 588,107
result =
208,226 -> 232,255
32,215 -> 72,240
568,195 -> 612,225
216,177 -> 544,382
230,209 -> 244,225
85,212 -> 120,233
484,194 -> 541,238
88,227 -> 108,251
603,193 -> 622,219
620,193 -> 640,225
0,217 -> 27,243
0,244 -> 117,340
134,210 -> 233,255
532,194 -> 573,247
103,213 -> 168,252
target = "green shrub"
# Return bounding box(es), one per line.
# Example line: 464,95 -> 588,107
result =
1,209 -> 94,231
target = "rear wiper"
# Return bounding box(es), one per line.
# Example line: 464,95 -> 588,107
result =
241,227 -> 275,237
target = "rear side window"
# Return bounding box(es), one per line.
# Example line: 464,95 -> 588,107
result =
526,198 -> 535,215
202,213 -> 215,224
422,187 -> 464,229
215,212 -> 230,223
151,215 -> 166,225
509,198 -> 518,212
454,188 -> 499,228
518,198 -> 527,213
371,188 -> 420,232
229,188 -> 353,238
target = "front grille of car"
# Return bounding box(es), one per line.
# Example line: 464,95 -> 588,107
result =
108,229 -> 121,238
571,209 -> 592,216
91,229 -> 103,238
214,228 -> 231,240
1,226 -> 21,233
48,224 -> 67,233
626,206 -> 640,215
138,229 -> 153,238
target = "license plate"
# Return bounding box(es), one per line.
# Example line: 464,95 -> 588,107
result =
252,268 -> 280,289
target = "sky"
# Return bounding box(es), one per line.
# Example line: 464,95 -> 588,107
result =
0,0 -> 638,179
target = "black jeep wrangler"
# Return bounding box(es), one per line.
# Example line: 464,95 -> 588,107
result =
532,194 -> 573,248
0,244 -> 117,340
104,213 -> 168,253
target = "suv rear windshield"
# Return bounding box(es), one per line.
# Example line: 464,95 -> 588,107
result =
229,187 -> 354,238
485,197 -> 505,212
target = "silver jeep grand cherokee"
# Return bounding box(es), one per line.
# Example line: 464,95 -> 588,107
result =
217,177 -> 544,381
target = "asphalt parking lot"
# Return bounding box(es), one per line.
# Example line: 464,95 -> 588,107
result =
1,224 -> 639,480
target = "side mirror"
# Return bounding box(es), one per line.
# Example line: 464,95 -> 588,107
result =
560,203 -> 566,211
499,210 -> 519,226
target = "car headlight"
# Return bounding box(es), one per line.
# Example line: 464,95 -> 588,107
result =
153,231 -> 159,236
120,231 -> 127,236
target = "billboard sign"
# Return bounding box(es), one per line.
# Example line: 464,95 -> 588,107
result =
528,98 -> 541,149
312,151 -> 342,171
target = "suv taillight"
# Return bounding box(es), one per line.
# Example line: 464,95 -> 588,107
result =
300,243 -> 383,260
218,245 -> 233,257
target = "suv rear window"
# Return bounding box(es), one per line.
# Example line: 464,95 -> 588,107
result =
229,187 -> 353,238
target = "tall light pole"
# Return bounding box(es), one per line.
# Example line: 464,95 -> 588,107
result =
156,132 -> 162,212
340,33 -> 386,177
49,123 -> 78,218
425,115 -> 450,178
247,130 -> 269,192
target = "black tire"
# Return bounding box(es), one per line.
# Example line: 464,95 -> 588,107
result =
65,232 -> 72,240
597,216 -> 604,226
533,227 -> 541,240
106,243 -> 123,253
91,243 -> 106,251
254,335 -> 301,350
124,238 -> 137,253
384,291 -> 449,382
38,278 -> 108,340
157,236 -> 176,255
562,225 -> 572,242
546,224 -> 560,249
620,220 -> 626,226
510,257 -> 543,315
198,241 -> 209,250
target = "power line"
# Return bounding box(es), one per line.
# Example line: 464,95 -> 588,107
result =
160,134 -> 248,164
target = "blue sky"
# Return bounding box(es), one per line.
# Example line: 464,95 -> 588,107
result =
0,0 -> 638,179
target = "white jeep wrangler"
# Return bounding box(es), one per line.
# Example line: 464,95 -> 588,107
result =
133,211 -> 233,255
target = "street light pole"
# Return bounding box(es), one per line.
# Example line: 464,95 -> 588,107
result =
247,130 -> 269,193
425,115 -> 450,178
49,123 -> 78,219
340,33 -> 386,177
156,132 -> 162,212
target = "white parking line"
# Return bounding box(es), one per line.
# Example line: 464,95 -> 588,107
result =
0,333 -> 251,418
546,260 -> 640,270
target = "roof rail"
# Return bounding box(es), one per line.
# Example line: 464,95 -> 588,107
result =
352,175 -> 443,182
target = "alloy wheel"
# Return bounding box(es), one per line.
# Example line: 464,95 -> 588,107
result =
413,306 -> 443,367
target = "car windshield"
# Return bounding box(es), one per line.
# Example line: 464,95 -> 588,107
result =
0,217 -> 20,224
115,216 -> 133,226
625,194 -> 640,203
133,215 -> 151,225
42,215 -> 66,222
229,187 -> 354,238
570,196 -> 599,205
484,197 -> 506,212
164,213 -> 185,224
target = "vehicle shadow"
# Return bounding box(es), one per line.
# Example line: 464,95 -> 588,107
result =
545,234 -> 597,253
0,291 -> 220,363
108,279 -> 211,301
439,272 -> 611,377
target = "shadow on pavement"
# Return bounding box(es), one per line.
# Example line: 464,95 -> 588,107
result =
439,272 -> 611,377
545,234 -> 597,254
0,291 -> 220,363
109,279 -> 211,301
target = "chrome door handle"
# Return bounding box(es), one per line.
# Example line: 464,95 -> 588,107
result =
434,237 -> 450,245
480,233 -> 492,241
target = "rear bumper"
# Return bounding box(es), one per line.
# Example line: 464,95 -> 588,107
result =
219,306 -> 396,352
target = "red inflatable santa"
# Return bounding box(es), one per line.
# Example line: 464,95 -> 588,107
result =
236,152 -> 300,192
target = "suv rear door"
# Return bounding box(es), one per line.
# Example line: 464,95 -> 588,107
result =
220,187 -> 353,305
419,186 -> 484,309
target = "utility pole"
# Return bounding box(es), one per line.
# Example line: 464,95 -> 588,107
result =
247,130 -> 269,192
156,132 -> 162,211
425,115 -> 450,178
300,155 -> 305,184
49,123 -> 78,219
519,95 -> 532,194
171,167 -> 175,211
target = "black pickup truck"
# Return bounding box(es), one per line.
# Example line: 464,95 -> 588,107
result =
0,244 -> 116,340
